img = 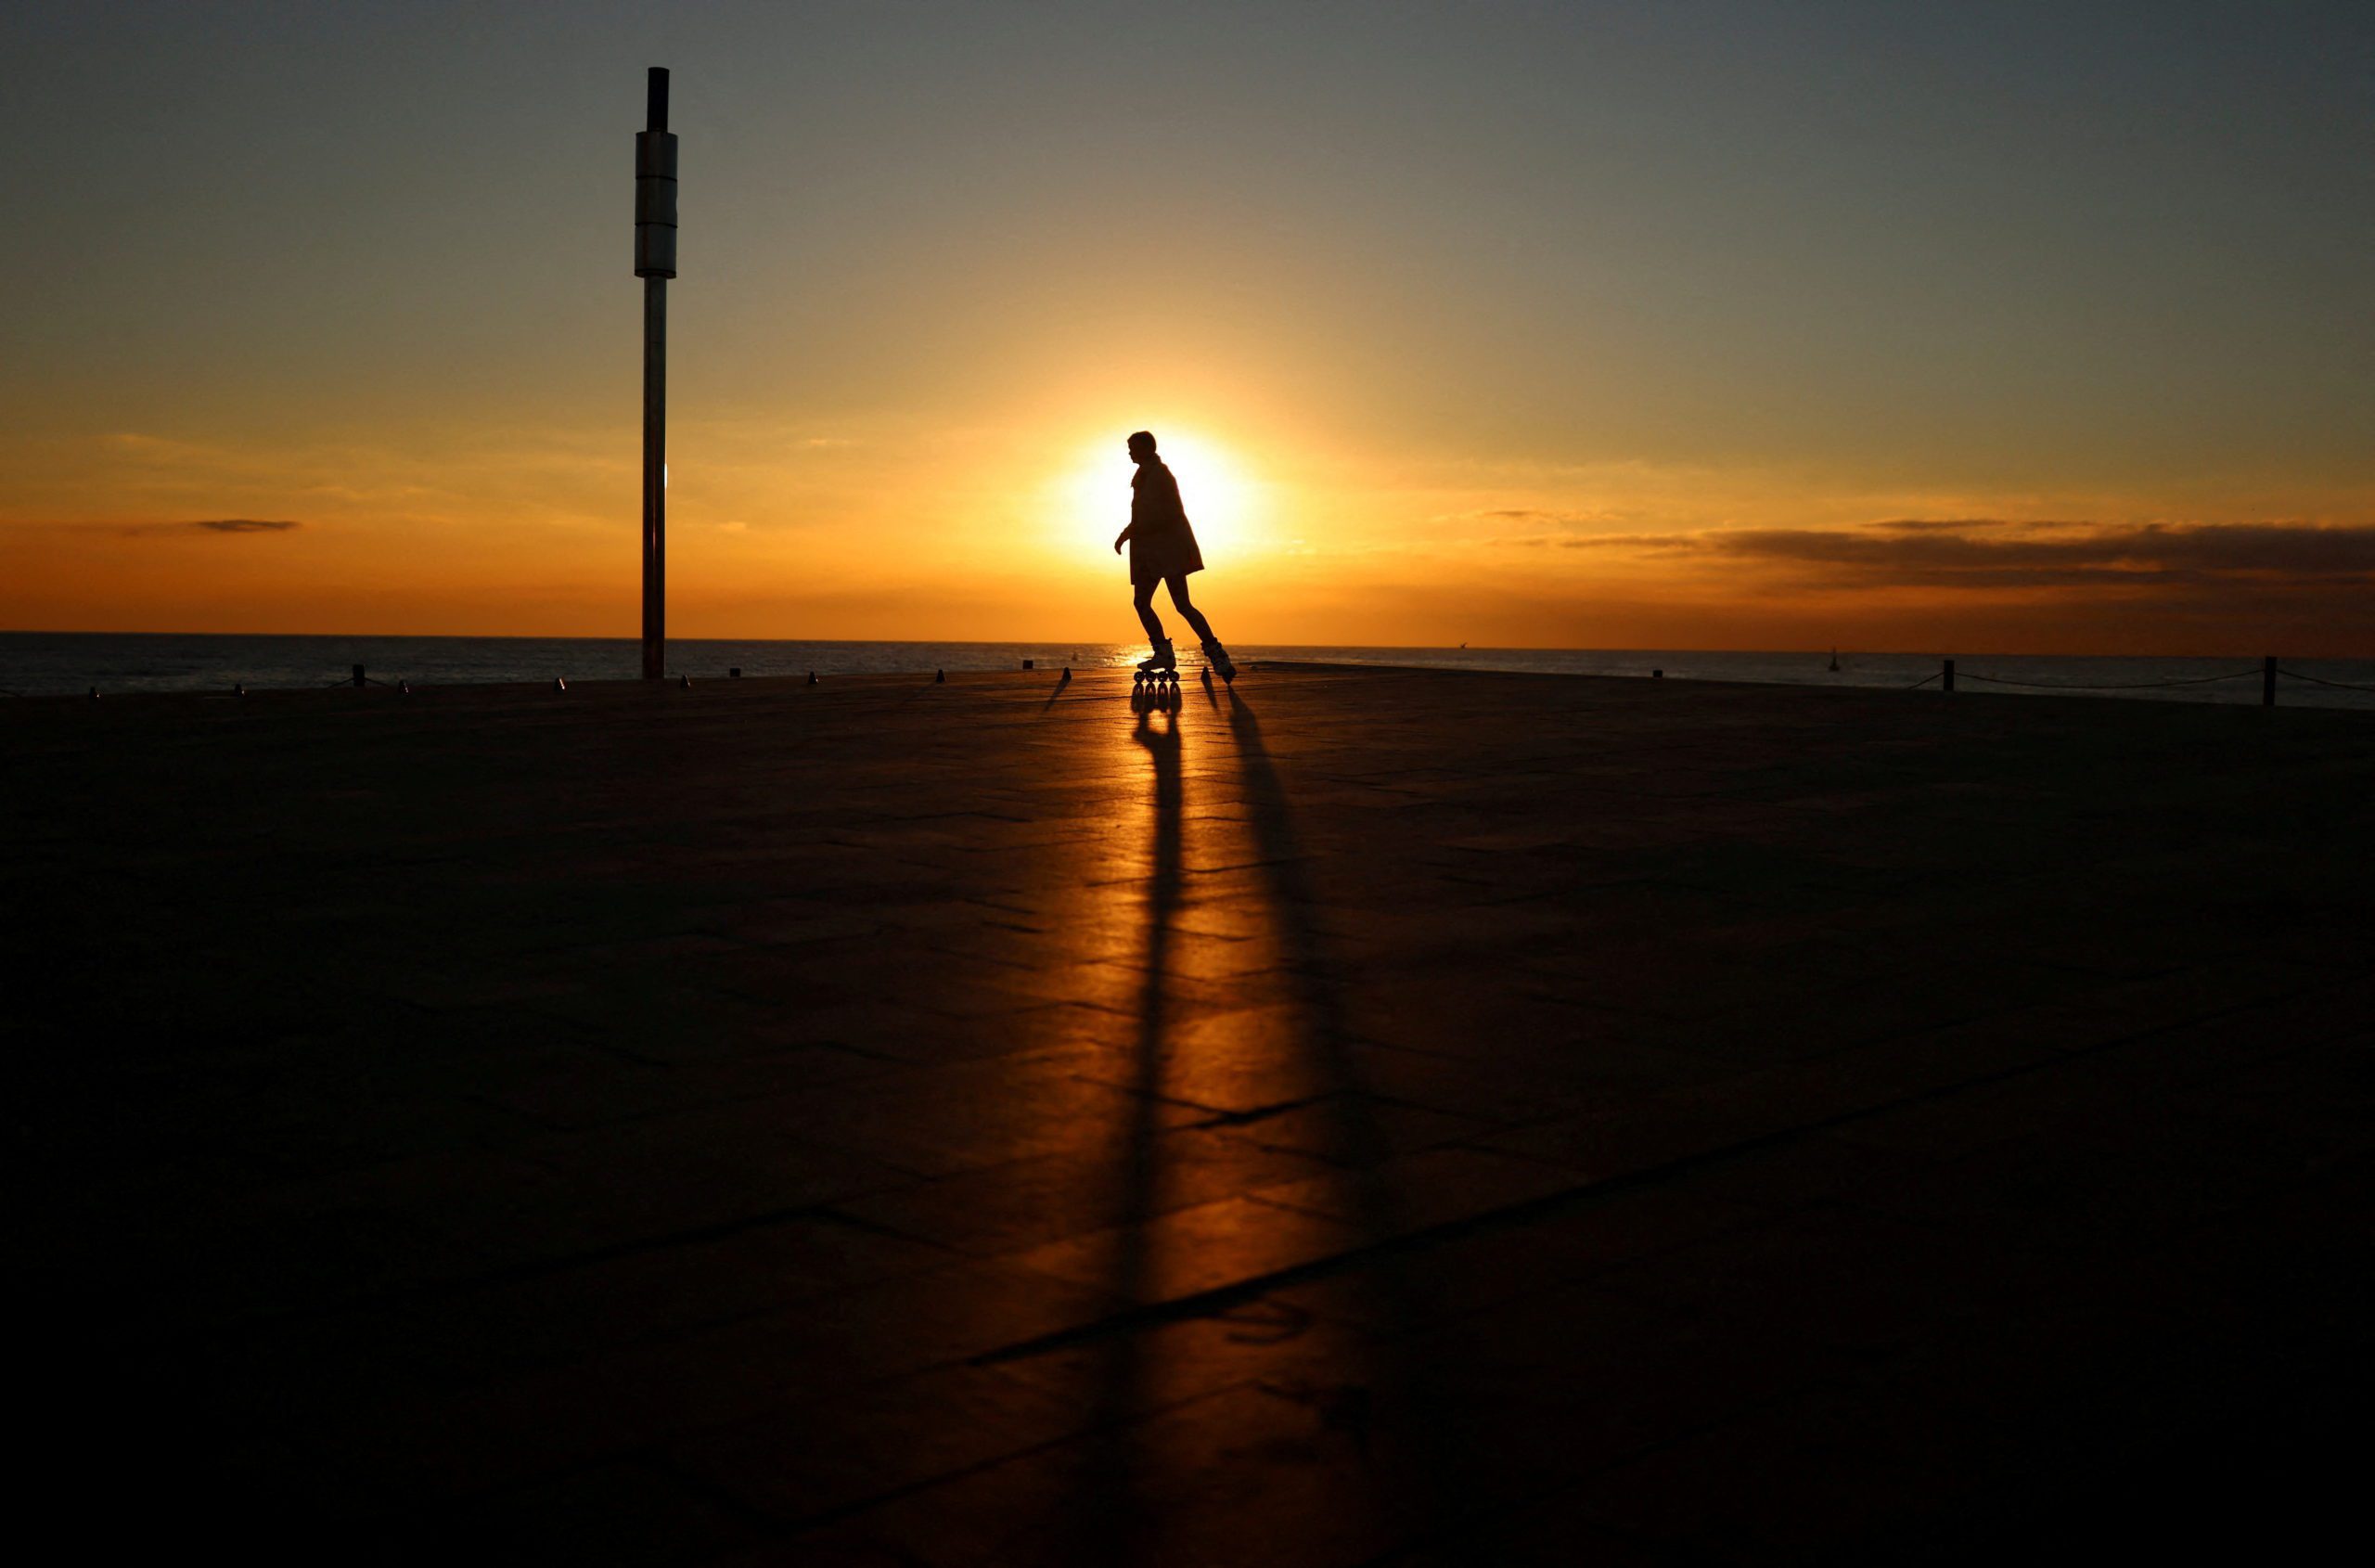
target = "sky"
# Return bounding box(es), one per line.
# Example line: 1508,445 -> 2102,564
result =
2,0 -> 2369,654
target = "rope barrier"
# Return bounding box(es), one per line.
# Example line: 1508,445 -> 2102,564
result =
1958,668 -> 2261,691
2278,666 -> 2375,694
1904,671 -> 1941,689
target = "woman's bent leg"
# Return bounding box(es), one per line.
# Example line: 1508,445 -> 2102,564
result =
1133,581 -> 1165,642
1164,575 -> 1216,643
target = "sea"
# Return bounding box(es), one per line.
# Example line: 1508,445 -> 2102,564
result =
3,632 -> 2370,710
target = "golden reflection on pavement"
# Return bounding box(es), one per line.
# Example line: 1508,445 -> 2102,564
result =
1067,704 -> 1183,1562
1012,688 -> 1451,1562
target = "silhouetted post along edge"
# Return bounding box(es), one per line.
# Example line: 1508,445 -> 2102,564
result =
2264,654 -> 2277,707
1943,658 -> 1956,692
635,66 -> 678,680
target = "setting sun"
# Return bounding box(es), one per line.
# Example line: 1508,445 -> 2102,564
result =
1062,431 -> 1268,568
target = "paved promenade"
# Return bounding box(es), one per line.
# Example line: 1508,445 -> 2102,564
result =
11,665 -> 2371,1562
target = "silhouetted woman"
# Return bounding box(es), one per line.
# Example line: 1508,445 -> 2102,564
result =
1110,430 -> 1237,682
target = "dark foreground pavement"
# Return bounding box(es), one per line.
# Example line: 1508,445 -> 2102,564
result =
10,665 -> 2372,1563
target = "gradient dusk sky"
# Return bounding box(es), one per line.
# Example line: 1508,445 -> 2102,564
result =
4,1 -> 2369,652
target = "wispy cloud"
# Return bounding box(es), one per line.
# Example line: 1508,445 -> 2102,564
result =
1454,507 -> 1625,529
110,518 -> 305,537
1866,518 -> 2055,533
1545,519 -> 2375,590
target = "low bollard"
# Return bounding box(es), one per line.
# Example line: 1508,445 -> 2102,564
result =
729,667 -> 742,678
1943,658 -> 1956,693
1022,658 -> 1034,670
2263,655 -> 2277,708
399,680 -> 410,695
935,669 -> 945,683
806,671 -> 817,685
234,683 -> 246,698
88,686 -> 99,700
1651,669 -> 1663,679
353,663 -> 367,688
679,674 -> 691,688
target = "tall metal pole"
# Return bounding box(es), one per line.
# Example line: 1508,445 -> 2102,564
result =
643,275 -> 665,676
635,68 -> 678,679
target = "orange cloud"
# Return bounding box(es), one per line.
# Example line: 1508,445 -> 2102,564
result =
112,519 -> 306,537
1554,520 -> 2375,590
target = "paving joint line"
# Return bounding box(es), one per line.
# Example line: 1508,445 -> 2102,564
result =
969,976 -> 2340,1368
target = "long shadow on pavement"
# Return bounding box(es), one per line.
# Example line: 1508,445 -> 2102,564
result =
1054,705 -> 1183,1562
1218,688 -> 1471,1549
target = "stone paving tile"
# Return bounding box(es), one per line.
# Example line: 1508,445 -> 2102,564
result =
435,1458 -> 771,1566
1387,1279 -> 1854,1492
778,1378 -> 1436,1568
1561,1377 -> 2003,1561
668,1360 -> 1112,1527
1679,1128 -> 1951,1214
1062,1001 -> 1336,1114
1333,963 -> 1648,1057
385,1213 -> 950,1384
1591,1200 -> 2068,1357
10,665 -> 2373,1561
326,1257 -> 1127,1501
1243,1144 -> 1588,1235
759,1052 -> 1209,1178
828,1122 -> 1339,1255
1342,1039 -> 1614,1125
1270,1186 -> 1772,1333
982,1294 -> 1375,1427
485,1040 -> 897,1130
1012,1194 -> 1371,1308
1205,1098 -> 1496,1165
